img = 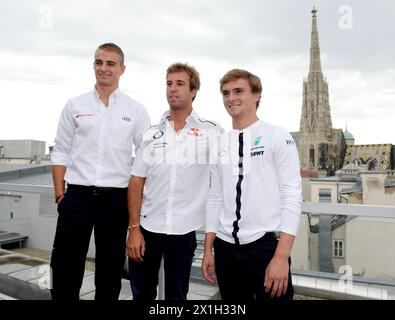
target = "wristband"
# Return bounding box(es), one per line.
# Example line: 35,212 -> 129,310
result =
128,224 -> 140,229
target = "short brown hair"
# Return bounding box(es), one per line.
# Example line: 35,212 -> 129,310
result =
96,43 -> 124,65
220,69 -> 262,108
166,63 -> 200,92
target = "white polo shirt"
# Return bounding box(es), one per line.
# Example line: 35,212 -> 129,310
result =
131,110 -> 222,235
208,120 -> 302,245
51,88 -> 150,188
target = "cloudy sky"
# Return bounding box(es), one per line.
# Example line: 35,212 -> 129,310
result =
0,0 -> 394,150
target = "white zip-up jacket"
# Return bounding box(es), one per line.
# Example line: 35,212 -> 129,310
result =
207,120 -> 302,245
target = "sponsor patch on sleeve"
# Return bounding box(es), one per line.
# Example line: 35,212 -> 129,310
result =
286,139 -> 295,145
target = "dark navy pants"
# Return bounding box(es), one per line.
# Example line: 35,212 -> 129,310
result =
50,185 -> 128,300
128,227 -> 197,300
214,232 -> 294,300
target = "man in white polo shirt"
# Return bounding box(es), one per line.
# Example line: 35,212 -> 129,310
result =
50,43 -> 150,300
202,69 -> 302,300
126,63 -> 221,300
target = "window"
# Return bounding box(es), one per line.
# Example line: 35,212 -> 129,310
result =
309,145 -> 315,167
333,240 -> 345,258
319,188 -> 332,203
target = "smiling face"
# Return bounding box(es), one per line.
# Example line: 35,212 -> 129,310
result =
221,78 -> 260,121
93,48 -> 125,89
166,71 -> 197,110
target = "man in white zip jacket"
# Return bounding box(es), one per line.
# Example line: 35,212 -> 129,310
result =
202,69 -> 302,300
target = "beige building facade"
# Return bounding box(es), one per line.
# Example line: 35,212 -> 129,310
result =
295,167 -> 395,280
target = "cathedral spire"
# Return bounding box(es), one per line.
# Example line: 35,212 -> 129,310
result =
298,6 -> 336,172
309,6 -> 322,73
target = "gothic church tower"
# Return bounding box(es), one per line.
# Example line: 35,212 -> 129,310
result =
298,7 -> 337,173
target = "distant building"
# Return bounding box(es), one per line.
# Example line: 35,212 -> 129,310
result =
301,164 -> 395,279
290,7 -> 395,282
344,125 -> 355,147
0,164 -> 95,258
0,140 -> 49,164
343,144 -> 393,171
291,8 -> 347,176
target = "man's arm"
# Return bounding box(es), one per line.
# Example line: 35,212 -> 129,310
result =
51,100 -> 76,203
202,161 -> 222,284
52,165 -> 67,204
202,128 -> 224,284
264,128 -> 302,297
202,232 -> 217,284
264,232 -> 295,298
126,175 -> 146,263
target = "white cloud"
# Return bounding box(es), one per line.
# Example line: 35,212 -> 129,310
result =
0,0 -> 394,150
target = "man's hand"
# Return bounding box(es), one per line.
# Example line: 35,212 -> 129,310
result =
55,194 -> 64,205
202,251 -> 216,284
264,255 -> 289,298
52,165 -> 66,205
126,228 -> 145,263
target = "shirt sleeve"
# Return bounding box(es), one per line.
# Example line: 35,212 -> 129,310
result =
205,164 -> 222,233
50,100 -> 76,166
133,104 -> 151,152
130,136 -> 148,178
205,128 -> 224,233
273,128 -> 303,236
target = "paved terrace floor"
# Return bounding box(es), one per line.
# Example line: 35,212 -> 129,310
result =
0,248 -> 323,300
0,248 -> 217,300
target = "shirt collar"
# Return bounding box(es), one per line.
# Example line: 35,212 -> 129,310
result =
234,119 -> 261,133
160,109 -> 200,126
93,87 -> 121,105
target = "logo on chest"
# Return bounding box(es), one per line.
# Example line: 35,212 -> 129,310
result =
75,113 -> 95,119
251,149 -> 265,157
187,128 -> 203,137
254,136 -> 262,146
251,136 -> 265,157
153,130 -> 164,139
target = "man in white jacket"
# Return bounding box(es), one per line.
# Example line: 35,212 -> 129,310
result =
202,69 -> 302,300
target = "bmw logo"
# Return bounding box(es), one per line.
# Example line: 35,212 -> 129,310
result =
153,130 -> 164,139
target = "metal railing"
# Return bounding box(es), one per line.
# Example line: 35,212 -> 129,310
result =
157,202 -> 395,300
302,202 -> 395,218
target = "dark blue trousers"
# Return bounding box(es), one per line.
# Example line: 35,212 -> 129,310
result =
128,227 -> 197,300
50,185 -> 128,300
214,232 -> 294,300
